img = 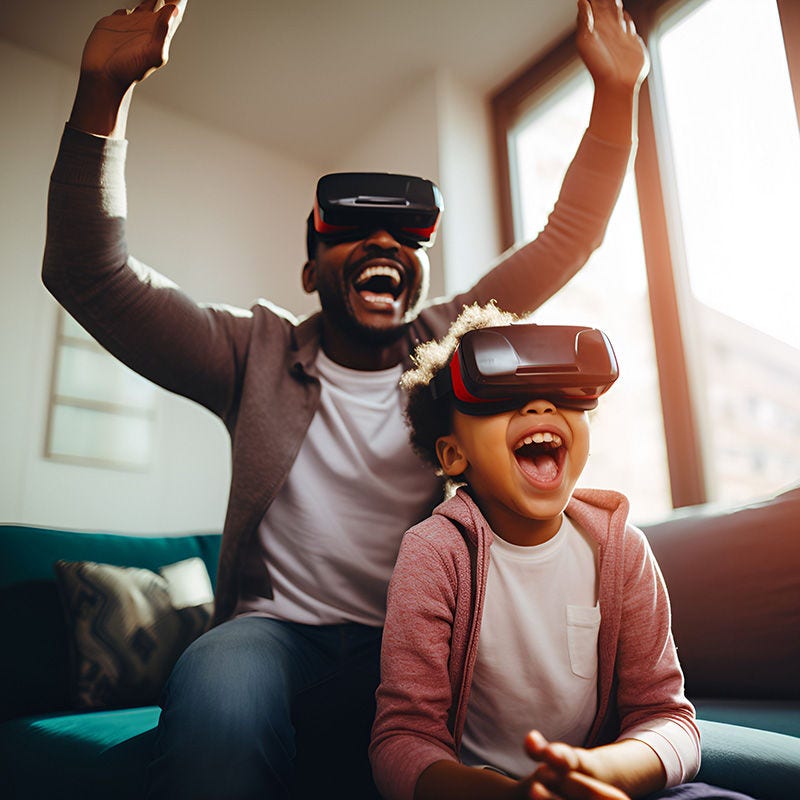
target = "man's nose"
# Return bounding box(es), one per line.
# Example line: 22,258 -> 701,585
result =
362,229 -> 401,250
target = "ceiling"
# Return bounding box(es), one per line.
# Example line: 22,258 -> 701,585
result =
0,0 -> 578,165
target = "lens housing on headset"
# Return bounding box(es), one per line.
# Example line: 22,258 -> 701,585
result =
313,172 -> 443,248
431,324 -> 619,415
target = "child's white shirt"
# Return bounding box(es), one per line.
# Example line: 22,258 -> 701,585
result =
460,514 -> 600,778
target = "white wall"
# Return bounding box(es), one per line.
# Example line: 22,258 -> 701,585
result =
332,69 -> 502,301
0,38 -> 500,534
331,75 -> 446,298
434,70 -> 501,296
0,39 -> 319,534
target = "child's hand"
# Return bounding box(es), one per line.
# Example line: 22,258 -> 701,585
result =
522,730 -> 631,800
576,0 -> 649,93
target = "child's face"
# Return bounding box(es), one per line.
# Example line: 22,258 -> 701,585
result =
436,397 -> 591,545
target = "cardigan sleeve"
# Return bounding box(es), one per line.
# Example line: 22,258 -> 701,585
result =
369,527 -> 464,800
614,526 -> 701,786
42,125 -> 251,420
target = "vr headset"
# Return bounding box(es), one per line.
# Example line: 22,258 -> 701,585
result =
431,324 -> 619,414
313,172 -> 443,248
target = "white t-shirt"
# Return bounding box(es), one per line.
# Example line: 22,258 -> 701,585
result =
460,515 -> 600,778
235,349 -> 441,626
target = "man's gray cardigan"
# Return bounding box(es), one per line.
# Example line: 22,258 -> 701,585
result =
42,125 -> 630,624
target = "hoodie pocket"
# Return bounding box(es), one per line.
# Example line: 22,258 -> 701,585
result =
566,604 -> 601,679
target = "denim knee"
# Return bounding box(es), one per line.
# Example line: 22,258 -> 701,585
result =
147,618 -> 310,800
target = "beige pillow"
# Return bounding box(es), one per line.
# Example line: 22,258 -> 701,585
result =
53,557 -> 214,710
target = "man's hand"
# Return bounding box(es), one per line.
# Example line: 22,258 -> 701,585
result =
80,0 -> 186,89
69,0 -> 187,136
576,0 -> 649,92
522,730 -> 631,800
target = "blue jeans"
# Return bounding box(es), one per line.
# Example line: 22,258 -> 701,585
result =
146,616 -> 383,800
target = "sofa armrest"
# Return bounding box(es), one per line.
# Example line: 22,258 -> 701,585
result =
641,485 -> 800,701
695,720 -> 800,800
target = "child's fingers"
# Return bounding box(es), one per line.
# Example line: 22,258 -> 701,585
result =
530,780 -> 560,800
534,766 -> 631,800
525,729 -> 549,757
525,731 -> 581,771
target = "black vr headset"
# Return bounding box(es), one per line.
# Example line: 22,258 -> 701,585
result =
312,172 -> 443,249
431,324 -> 619,414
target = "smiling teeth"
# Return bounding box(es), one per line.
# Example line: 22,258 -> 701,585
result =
516,432 -> 563,449
355,266 -> 401,286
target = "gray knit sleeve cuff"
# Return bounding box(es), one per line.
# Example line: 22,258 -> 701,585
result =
50,124 -> 128,218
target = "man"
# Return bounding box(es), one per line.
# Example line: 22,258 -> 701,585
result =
42,1 -> 648,797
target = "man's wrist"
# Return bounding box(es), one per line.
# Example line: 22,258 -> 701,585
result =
69,74 -> 134,139
587,82 -> 638,146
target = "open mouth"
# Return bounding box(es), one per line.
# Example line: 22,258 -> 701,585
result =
353,264 -> 403,306
513,431 -> 566,486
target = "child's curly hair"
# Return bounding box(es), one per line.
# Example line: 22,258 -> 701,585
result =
401,301 -> 519,470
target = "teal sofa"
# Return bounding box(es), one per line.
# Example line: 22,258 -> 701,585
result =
0,525 -> 221,800
1,485 -> 799,799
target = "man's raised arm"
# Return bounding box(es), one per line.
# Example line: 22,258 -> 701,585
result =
466,0 -> 649,318
43,0 -> 248,419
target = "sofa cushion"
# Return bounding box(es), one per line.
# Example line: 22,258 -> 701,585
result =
695,719 -> 800,800
0,525 -> 221,721
643,485 -> 800,700
0,706 -> 159,800
53,558 -> 213,710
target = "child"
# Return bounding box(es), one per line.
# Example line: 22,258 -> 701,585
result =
369,303 -> 754,800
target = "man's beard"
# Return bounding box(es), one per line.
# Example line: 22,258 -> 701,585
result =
317,266 -> 427,348
339,313 -> 410,346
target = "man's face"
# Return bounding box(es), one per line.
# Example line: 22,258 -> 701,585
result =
436,397 -> 591,545
304,228 -> 430,344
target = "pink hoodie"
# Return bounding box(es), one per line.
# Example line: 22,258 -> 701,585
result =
370,487 -> 700,800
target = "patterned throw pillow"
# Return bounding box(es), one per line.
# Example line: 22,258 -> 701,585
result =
53,557 -> 214,710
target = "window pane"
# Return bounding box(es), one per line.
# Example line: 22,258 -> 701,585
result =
510,73 -> 672,523
46,309 -> 157,470
56,342 -> 156,410
48,404 -> 153,469
657,0 -> 800,505
61,311 -> 95,342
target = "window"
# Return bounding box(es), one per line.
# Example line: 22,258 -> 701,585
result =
493,0 -> 800,520
509,72 -> 671,523
46,309 -> 157,470
654,0 -> 800,507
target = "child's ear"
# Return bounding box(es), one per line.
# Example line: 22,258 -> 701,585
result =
436,435 -> 468,476
302,260 -> 317,294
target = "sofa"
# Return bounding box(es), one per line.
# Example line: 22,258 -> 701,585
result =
1,484 -> 799,799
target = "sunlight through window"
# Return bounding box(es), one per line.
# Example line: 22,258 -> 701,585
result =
510,73 -> 672,524
656,0 -> 800,504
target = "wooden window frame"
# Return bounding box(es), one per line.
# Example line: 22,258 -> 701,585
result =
491,0 -> 800,510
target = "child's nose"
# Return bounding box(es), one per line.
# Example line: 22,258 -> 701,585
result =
520,398 -> 557,415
